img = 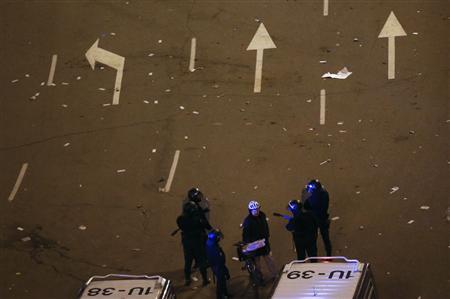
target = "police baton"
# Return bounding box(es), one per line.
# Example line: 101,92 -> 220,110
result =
170,228 -> 180,236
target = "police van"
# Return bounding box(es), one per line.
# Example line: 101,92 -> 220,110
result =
77,274 -> 175,299
270,257 -> 378,299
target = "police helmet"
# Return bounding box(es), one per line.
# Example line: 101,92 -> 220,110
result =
248,200 -> 260,210
306,179 -> 322,193
207,229 -> 224,242
188,187 -> 202,203
288,199 -> 301,211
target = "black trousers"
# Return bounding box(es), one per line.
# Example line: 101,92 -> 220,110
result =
213,268 -> 229,299
319,220 -> 332,256
293,238 -> 318,260
182,239 -> 208,282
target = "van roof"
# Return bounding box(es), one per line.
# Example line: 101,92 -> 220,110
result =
79,274 -> 170,299
271,257 -> 365,299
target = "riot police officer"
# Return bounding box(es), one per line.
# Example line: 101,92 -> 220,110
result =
177,201 -> 211,286
285,200 -> 318,260
206,229 -> 231,299
301,179 -> 332,256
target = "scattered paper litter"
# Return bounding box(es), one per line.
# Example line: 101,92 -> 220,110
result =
78,225 -> 87,230
337,121 -> 344,125
419,206 -> 430,210
61,82 -> 69,85
116,169 -> 126,173
165,89 -> 171,92
319,60 -> 327,64
76,76 -> 82,80
64,143 -> 70,147
143,100 -> 150,104
21,237 -> 31,242
11,79 -> 19,83
154,100 -> 158,104
98,87 -> 106,91
407,220 -> 415,224
40,81 -> 45,86
148,72 -> 153,76
17,227 -> 24,231
389,186 -> 399,194
152,149 -> 157,153
192,111 -> 199,115
158,39 -> 163,43
25,74 -> 30,78
232,257 -> 239,261
61,104 -> 68,108
184,136 -> 189,140
322,67 -> 352,79
148,53 -> 155,57
192,276 -> 198,282
110,32 -> 116,36
102,103 -> 111,107
320,159 -> 332,165
132,248 -> 141,252
412,32 -> 419,35
331,216 -> 340,221
179,106 -> 185,110
306,99 -> 312,103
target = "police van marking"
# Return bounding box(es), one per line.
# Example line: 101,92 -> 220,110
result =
287,270 -> 355,280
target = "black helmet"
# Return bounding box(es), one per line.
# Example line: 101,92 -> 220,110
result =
288,199 -> 301,212
188,187 -> 203,203
207,229 -> 223,242
306,179 -> 322,193
183,201 -> 198,215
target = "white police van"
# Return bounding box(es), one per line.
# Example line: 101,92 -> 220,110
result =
270,257 -> 377,299
78,274 -> 175,299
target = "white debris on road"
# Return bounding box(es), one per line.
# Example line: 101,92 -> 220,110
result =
116,169 -> 126,173
390,186 -> 400,194
419,206 -> 430,210
407,220 -> 415,224
63,143 -> 70,147
322,67 -> 352,79
331,216 -> 340,221
78,225 -> 87,230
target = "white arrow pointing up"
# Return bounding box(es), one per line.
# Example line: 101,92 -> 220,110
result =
86,39 -> 125,105
378,11 -> 407,79
247,23 -> 276,93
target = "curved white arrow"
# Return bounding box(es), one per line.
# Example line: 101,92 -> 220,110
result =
378,11 -> 407,80
86,39 -> 125,105
247,23 -> 276,93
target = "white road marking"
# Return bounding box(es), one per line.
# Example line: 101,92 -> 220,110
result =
189,37 -> 197,72
161,150 -> 180,193
47,54 -> 58,86
85,39 -> 125,105
320,89 -> 326,125
8,163 -> 28,202
378,11 -> 407,80
323,0 -> 329,16
247,23 -> 276,93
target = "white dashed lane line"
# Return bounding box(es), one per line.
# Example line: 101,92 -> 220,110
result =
320,89 -> 326,125
160,150 -> 180,193
8,163 -> 28,202
47,54 -> 57,86
189,37 -> 196,72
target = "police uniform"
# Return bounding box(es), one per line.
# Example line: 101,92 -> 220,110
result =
177,202 -> 211,285
302,185 -> 332,256
286,208 -> 319,260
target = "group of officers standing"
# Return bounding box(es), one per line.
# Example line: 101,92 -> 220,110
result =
175,179 -> 332,299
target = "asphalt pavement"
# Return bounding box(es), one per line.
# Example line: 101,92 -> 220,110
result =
0,1 -> 448,298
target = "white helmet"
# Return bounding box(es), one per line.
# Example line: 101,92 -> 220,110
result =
248,200 -> 260,210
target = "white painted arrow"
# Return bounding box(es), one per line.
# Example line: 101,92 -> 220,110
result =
378,11 -> 407,80
247,23 -> 276,93
86,39 -> 125,105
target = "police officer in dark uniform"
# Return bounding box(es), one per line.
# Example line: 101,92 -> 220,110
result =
301,179 -> 332,256
177,201 -> 211,286
285,200 -> 318,260
182,187 -> 211,221
206,229 -> 231,299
